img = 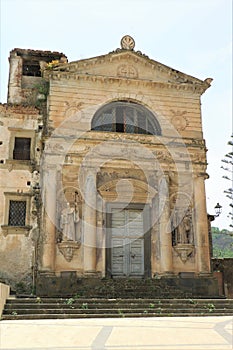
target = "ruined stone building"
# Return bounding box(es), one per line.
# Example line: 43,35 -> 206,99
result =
0,36 -> 219,296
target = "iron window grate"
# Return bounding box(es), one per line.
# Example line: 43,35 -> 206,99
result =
13,137 -> 31,160
8,200 -> 26,226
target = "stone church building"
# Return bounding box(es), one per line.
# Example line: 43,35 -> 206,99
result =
0,36 -> 219,296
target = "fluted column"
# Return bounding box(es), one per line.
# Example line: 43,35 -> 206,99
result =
193,175 -> 211,274
159,174 -> 173,274
83,172 -> 97,273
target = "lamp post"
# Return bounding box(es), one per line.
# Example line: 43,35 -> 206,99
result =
208,203 -> 222,261
214,203 -> 222,218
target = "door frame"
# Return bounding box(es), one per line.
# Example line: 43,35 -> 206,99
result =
106,202 -> 151,278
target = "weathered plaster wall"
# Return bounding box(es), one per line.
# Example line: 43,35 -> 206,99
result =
212,258 -> 233,298
0,105 -> 41,292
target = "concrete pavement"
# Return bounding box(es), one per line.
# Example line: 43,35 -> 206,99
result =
0,316 -> 232,350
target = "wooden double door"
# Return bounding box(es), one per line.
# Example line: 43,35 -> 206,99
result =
106,206 -> 151,277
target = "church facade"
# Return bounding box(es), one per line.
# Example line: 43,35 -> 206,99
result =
0,36 -> 218,296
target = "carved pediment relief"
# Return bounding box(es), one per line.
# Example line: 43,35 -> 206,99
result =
45,49 -> 210,92
98,178 -> 157,203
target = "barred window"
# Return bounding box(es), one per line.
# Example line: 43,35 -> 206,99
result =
91,101 -> 161,135
8,200 -> 26,226
13,137 -> 31,160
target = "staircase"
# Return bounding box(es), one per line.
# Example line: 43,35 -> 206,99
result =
35,275 -> 220,299
2,298 -> 233,320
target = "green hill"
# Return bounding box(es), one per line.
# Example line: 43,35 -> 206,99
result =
211,227 -> 233,258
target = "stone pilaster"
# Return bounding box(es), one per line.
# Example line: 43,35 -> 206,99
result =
151,190 -> 160,276
159,174 -> 173,274
193,175 -> 211,274
83,172 -> 97,273
41,166 -> 57,271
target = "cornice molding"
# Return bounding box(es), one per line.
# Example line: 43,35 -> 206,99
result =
48,72 -> 206,94
43,132 -> 206,149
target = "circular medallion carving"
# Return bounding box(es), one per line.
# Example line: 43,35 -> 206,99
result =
117,64 -> 138,78
65,107 -> 79,118
120,35 -> 135,50
171,115 -> 187,131
170,110 -> 188,131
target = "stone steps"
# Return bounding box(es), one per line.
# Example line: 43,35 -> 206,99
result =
3,313 -> 233,320
2,298 -> 233,320
36,276 -> 219,298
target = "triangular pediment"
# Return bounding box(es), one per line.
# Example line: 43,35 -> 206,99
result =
47,47 -> 211,91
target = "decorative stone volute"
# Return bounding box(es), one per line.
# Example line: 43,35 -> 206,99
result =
58,241 -> 81,262
173,244 -> 194,263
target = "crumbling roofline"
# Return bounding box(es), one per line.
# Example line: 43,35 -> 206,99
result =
10,48 -> 67,60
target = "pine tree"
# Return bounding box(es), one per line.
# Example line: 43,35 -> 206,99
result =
221,135 -> 233,228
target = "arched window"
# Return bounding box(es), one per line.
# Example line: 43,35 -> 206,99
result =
91,101 -> 161,135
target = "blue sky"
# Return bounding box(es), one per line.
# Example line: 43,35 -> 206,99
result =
0,0 -> 232,228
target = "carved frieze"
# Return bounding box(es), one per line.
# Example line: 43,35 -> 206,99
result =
98,178 -> 157,203
72,145 -> 90,155
191,153 -> 206,163
49,71 -> 206,93
187,138 -> 206,148
97,169 -> 146,186
82,142 -> 156,167
44,140 -> 65,154
153,150 -> 173,163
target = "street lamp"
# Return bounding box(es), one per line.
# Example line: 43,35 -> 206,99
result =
214,203 -> 222,217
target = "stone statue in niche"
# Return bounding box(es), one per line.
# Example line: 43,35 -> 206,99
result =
172,208 -> 193,245
60,202 -> 80,242
180,208 -> 193,244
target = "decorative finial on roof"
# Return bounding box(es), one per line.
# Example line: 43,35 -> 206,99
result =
120,35 -> 135,50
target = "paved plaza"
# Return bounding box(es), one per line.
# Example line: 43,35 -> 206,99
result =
0,316 -> 232,350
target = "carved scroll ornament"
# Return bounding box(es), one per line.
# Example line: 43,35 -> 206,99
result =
58,241 -> 81,262
173,244 -> 194,263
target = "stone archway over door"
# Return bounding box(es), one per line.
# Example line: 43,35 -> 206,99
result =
107,207 -> 151,277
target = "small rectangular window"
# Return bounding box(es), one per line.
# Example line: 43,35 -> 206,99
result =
23,61 -> 41,77
8,200 -> 26,226
13,137 -> 31,160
